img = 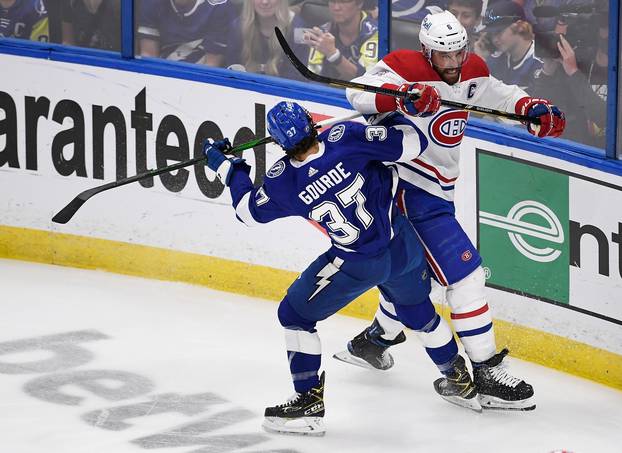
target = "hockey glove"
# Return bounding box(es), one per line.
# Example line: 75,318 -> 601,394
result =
396,83 -> 442,117
203,138 -> 241,186
515,97 -> 566,138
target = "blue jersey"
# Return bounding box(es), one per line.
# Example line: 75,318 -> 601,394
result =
228,119 -> 427,259
0,0 -> 48,42
137,0 -> 236,62
486,42 -> 542,92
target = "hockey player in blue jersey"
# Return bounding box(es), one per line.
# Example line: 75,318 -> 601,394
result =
204,101 -> 481,436
136,0 -> 235,65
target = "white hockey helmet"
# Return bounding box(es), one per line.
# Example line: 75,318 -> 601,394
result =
419,10 -> 468,60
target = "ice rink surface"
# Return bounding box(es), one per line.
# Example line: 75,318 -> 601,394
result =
1,258 -> 620,453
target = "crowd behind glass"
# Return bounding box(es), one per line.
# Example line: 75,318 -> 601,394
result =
0,0 -> 610,148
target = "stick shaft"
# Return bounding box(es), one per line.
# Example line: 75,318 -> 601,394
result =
274,27 -> 538,125
52,112 -> 363,224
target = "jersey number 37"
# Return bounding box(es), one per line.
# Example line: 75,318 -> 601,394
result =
309,174 -> 373,246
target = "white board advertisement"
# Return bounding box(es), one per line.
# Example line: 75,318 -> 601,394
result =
1,53 -> 621,355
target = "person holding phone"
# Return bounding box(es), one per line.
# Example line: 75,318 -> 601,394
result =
531,32 -> 607,147
225,0 -> 309,80
305,0 -> 378,80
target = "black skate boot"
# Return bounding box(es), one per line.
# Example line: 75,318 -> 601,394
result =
262,371 -> 326,436
473,348 -> 535,411
333,319 -> 406,370
433,355 -> 482,412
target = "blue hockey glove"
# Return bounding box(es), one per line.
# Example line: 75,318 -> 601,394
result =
203,138 -> 240,186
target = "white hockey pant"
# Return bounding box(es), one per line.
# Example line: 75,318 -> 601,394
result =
373,266 -> 496,363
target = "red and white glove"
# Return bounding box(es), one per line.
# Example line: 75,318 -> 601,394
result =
396,83 -> 442,117
515,97 -> 566,138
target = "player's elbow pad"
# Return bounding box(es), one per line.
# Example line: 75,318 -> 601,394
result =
345,88 -> 361,109
234,192 -> 262,228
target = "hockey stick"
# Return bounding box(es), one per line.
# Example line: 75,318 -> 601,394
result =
275,27 -> 539,125
51,111 -> 363,224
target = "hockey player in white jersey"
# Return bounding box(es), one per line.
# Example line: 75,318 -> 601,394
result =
341,10 -> 566,411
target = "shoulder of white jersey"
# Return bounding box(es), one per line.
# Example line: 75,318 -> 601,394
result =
460,53 -> 490,81
381,50 -> 441,82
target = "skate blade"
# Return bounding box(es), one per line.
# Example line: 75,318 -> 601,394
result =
262,416 -> 325,437
332,350 -> 393,371
479,394 -> 536,411
439,394 -> 483,413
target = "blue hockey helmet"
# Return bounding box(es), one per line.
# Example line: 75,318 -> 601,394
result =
267,101 -> 314,152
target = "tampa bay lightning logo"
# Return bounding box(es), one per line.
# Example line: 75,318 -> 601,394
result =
267,160 -> 286,178
327,124 -> 346,142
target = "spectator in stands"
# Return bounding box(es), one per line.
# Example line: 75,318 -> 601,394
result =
225,0 -> 309,80
483,2 -> 542,91
584,17 -> 608,103
391,0 -> 446,22
0,0 -> 48,42
362,0 -> 379,20
447,0 -> 482,34
60,0 -> 120,51
447,0 -> 484,57
522,0 -> 574,32
531,32 -> 606,147
580,19 -> 608,147
137,0 -> 236,66
305,0 -> 378,80
289,0 -> 305,15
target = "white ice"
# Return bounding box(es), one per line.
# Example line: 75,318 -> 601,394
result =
0,258 -> 620,453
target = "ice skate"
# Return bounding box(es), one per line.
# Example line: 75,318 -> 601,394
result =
433,355 -> 482,412
473,348 -> 535,411
333,319 -> 406,370
262,371 -> 326,436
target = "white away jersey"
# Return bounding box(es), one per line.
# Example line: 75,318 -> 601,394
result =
346,50 -> 528,201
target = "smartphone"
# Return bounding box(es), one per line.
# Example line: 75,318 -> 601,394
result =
293,28 -> 314,44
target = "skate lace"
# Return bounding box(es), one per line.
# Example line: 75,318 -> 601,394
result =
489,364 -> 521,388
277,393 -> 302,408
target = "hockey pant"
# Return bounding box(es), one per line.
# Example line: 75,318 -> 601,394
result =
373,186 -> 497,363
277,215 -> 459,392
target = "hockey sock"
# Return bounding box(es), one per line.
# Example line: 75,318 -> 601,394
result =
278,298 -> 321,393
446,267 -> 496,363
374,294 -> 408,341
394,300 -> 458,372
285,329 -> 321,393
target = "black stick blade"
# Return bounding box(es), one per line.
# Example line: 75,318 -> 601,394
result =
52,196 -> 89,224
52,186 -> 104,224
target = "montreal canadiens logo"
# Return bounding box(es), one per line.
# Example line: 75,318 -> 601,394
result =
428,110 -> 469,148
